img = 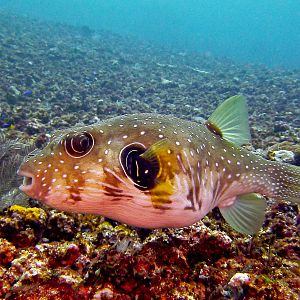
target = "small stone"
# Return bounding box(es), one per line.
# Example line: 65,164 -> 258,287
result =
8,85 -> 21,96
93,286 -> 114,299
228,272 -> 251,287
268,149 -> 295,163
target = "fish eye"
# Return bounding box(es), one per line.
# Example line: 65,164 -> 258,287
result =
119,143 -> 159,190
64,132 -> 94,158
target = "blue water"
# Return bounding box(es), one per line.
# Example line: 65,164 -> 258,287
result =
1,0 -> 300,69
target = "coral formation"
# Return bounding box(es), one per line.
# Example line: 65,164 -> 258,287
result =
0,206 -> 299,299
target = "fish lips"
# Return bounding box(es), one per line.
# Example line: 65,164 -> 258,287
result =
17,169 -> 35,192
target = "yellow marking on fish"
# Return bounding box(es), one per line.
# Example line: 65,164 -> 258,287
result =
141,139 -> 180,207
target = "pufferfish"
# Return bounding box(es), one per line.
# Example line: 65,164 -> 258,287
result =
18,95 -> 300,235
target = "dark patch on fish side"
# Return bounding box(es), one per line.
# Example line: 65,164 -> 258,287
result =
104,186 -> 123,195
184,206 -> 195,210
103,167 -> 134,200
153,205 -> 171,210
186,188 -> 196,211
65,173 -> 85,203
109,197 -> 124,201
195,164 -> 202,210
70,193 -> 82,202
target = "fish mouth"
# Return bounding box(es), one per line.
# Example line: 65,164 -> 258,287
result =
18,170 -> 34,192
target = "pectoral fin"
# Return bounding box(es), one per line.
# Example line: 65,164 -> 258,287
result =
219,193 -> 267,235
140,139 -> 170,164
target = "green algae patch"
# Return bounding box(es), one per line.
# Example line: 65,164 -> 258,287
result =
114,224 -> 136,237
97,221 -> 114,232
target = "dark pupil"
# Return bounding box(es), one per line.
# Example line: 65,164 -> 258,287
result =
73,135 -> 89,152
65,132 -> 93,157
121,145 -> 159,190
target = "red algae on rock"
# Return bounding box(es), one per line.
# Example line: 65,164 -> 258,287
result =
0,238 -> 17,266
0,205 -> 47,247
0,203 -> 299,299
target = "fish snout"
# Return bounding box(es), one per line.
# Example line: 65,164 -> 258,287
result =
17,169 -> 35,193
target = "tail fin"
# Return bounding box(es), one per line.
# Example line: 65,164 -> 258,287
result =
269,162 -> 300,203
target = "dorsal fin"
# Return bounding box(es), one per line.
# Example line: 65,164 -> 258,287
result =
206,95 -> 251,145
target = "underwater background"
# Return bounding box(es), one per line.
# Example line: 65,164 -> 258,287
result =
1,0 -> 300,68
0,1 -> 299,299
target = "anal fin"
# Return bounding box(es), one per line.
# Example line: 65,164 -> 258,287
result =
219,193 -> 267,235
